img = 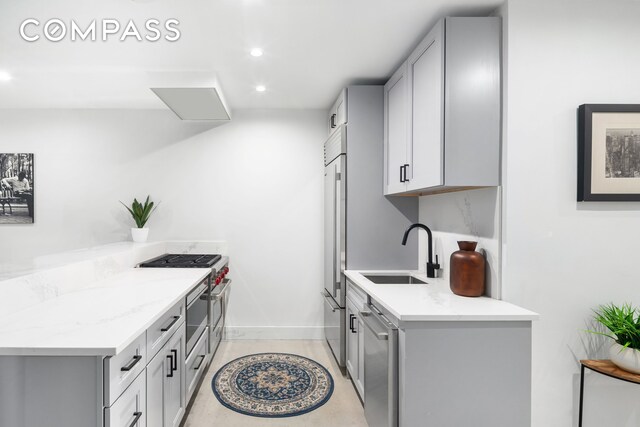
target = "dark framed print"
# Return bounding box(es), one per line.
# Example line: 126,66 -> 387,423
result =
578,104 -> 640,201
0,153 -> 34,223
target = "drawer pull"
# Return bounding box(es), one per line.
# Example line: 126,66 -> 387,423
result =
128,411 -> 142,427
194,354 -> 206,370
120,355 -> 142,372
160,315 -> 180,332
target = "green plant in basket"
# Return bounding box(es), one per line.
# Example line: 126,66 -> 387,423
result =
120,196 -> 158,229
588,303 -> 640,351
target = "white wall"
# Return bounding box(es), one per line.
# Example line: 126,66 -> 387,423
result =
503,1 -> 640,425
418,188 -> 501,298
0,109 -> 326,339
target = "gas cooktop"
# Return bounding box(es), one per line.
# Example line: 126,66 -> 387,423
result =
139,254 -> 221,268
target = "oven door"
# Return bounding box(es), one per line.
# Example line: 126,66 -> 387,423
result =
186,280 -> 209,357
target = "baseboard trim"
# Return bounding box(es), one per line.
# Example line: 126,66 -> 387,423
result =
225,326 -> 324,340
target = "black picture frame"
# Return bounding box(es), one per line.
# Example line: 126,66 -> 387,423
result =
578,104 -> 640,201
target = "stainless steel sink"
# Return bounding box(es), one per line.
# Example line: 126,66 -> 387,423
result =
363,274 -> 427,285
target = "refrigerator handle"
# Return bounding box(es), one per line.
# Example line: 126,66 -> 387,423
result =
334,170 -> 342,296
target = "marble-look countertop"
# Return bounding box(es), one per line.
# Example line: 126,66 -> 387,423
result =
345,270 -> 539,322
0,268 -> 210,356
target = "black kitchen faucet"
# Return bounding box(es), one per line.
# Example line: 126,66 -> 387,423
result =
401,223 -> 440,278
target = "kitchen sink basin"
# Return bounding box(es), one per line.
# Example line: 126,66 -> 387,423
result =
363,274 -> 427,285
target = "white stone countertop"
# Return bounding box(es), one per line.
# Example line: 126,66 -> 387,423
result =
345,270 -> 539,322
0,268 -> 210,356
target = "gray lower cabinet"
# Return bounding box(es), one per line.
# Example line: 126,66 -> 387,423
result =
346,282 -> 366,399
146,324 -> 186,427
0,292 -> 196,427
104,372 -> 147,427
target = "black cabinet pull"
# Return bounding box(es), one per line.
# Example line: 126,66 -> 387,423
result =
166,354 -> 174,377
400,165 -> 405,183
171,349 -> 178,371
194,354 -> 206,371
121,355 -> 142,372
160,315 -> 180,332
349,314 -> 357,333
330,114 -> 336,128
128,411 -> 142,427
403,164 -> 410,182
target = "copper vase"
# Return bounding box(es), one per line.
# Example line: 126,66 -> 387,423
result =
449,241 -> 485,297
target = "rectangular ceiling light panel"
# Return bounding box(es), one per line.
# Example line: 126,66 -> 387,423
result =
151,87 -> 231,121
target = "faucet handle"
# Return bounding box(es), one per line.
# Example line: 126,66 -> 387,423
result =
426,255 -> 440,278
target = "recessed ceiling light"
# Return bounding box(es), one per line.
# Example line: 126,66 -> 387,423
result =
255,85 -> 266,92
250,48 -> 263,57
0,71 -> 12,82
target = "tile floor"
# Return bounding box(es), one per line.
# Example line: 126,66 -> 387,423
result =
183,340 -> 368,427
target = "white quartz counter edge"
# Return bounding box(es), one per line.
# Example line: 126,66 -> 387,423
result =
0,268 -> 211,357
345,270 -> 539,322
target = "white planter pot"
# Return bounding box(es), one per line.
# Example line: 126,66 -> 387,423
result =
131,227 -> 149,243
609,342 -> 640,374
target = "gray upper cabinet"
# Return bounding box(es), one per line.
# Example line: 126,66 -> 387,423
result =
328,89 -> 347,134
384,17 -> 501,196
383,63 -> 410,195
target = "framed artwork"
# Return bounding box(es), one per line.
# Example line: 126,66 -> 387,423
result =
578,104 -> 640,201
0,153 -> 34,224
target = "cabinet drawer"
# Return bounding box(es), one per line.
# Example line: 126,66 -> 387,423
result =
147,300 -> 185,360
186,327 -> 209,401
104,333 -> 147,406
347,280 -> 367,308
104,370 -> 146,427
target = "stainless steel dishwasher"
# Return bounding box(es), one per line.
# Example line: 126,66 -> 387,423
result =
361,303 -> 398,427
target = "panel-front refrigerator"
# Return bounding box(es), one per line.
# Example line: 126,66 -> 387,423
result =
323,86 -> 418,371
323,126 -> 347,368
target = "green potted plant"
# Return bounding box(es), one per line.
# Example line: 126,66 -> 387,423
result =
120,196 -> 157,243
589,303 -> 640,373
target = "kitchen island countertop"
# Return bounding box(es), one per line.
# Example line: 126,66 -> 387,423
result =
0,268 -> 210,357
345,270 -> 538,322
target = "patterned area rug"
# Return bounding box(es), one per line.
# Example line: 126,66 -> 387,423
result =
212,353 -> 334,418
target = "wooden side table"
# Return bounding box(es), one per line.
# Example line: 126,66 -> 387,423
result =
579,359 -> 640,426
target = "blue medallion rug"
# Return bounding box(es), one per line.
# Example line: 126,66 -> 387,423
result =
212,353 -> 334,418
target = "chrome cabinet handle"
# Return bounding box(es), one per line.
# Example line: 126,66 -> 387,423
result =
120,355 -> 142,372
128,412 -> 142,427
160,315 -> 180,332
322,292 -> 340,312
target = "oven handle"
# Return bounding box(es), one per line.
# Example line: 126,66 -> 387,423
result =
189,288 -> 208,308
210,280 -> 232,301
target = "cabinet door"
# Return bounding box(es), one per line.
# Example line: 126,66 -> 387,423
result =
104,372 -> 146,427
146,347 -> 165,427
384,62 -> 410,195
328,89 -> 347,134
345,299 -> 359,381
407,20 -> 444,191
164,326 -> 186,427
